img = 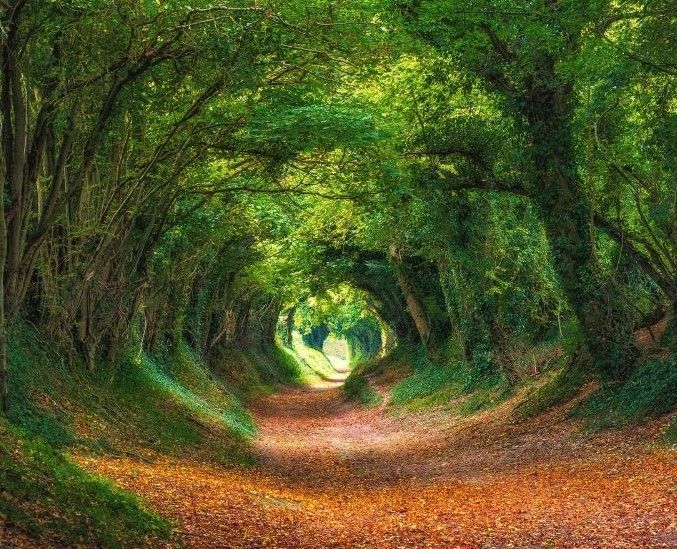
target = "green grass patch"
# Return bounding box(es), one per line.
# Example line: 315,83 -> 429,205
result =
0,419 -> 172,547
514,358 -> 586,420
5,326 -> 76,448
343,374 -> 382,407
212,342 -> 311,398
390,362 -> 464,405
147,343 -> 256,438
664,417 -> 677,445
456,371 -> 512,415
265,343 -> 311,384
289,332 -> 338,380
6,320 -> 258,461
1,322 -> 269,544
575,357 -> 677,430
384,343 -> 511,413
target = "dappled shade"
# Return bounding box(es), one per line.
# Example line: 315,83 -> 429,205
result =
0,0 -> 674,547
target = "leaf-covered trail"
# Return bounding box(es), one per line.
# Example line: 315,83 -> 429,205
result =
77,379 -> 676,548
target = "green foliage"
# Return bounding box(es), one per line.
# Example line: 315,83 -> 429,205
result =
210,339 -> 320,400
6,327 -> 76,448
514,360 -> 588,420
1,1 -> 673,546
388,342 -> 511,412
138,345 -> 257,440
295,286 -> 379,338
240,102 -> 384,161
6,322 -> 255,461
665,417 -> 677,446
0,420 -> 171,547
343,374 -> 382,407
390,346 -> 463,405
576,357 -> 677,430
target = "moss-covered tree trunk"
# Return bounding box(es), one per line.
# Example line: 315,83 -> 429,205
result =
389,243 -> 432,345
0,167 -> 7,414
525,74 -> 637,378
347,258 -> 421,345
282,306 -> 296,347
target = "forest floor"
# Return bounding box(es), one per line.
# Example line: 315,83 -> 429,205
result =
75,366 -> 676,548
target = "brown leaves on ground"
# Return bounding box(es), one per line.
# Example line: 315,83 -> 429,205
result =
75,383 -> 676,548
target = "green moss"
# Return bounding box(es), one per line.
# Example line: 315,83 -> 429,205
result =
212,342 -> 313,398
0,419 -> 172,547
142,345 -> 257,439
383,342 -> 511,413
5,326 -> 77,447
343,374 -> 382,407
390,363 -> 464,405
5,321 -> 259,461
457,372 -> 512,415
514,357 -> 586,420
576,357 -> 677,430
664,417 -> 677,445
1,322 -> 272,544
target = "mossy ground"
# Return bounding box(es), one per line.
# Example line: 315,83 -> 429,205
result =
0,419 -> 172,548
2,324 -> 674,546
574,357 -> 677,430
362,338 -> 674,442
343,373 -> 382,406
361,343 -> 513,415
1,321 -> 298,545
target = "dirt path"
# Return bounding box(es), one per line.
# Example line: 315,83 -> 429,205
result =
77,380 -> 676,548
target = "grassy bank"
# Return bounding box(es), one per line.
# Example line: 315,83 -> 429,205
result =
0,419 -> 172,548
1,322 -> 302,545
347,337 -> 675,441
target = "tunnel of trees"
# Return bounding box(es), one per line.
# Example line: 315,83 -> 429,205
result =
0,1 -> 673,410
0,1 -> 674,546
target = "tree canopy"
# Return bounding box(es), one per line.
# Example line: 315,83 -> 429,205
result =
0,0 -> 673,412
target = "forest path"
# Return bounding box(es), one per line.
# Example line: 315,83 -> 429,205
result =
77,381 -> 676,548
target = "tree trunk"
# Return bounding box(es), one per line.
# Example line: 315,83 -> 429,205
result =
0,173 -> 7,414
283,306 -> 295,347
525,78 -> 637,378
389,243 -> 433,346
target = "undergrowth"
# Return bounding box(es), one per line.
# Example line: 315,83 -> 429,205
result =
1,321 -> 283,544
575,357 -> 677,430
665,417 -> 677,445
383,343 -> 512,414
514,359 -> 586,420
343,374 -> 382,407
212,340 -> 312,397
0,419 -> 172,548
288,331 -> 339,382
6,321 -> 258,462
515,354 -> 677,432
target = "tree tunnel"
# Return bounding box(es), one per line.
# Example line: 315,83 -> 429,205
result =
273,242 -> 456,375
278,284 -> 386,371
0,0 -> 670,420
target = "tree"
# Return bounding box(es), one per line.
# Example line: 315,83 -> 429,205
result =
394,0 -> 674,377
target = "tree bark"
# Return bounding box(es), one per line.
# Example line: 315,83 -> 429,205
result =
389,243 -> 433,346
0,1 -> 28,413
0,159 -> 7,414
524,72 -> 638,378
